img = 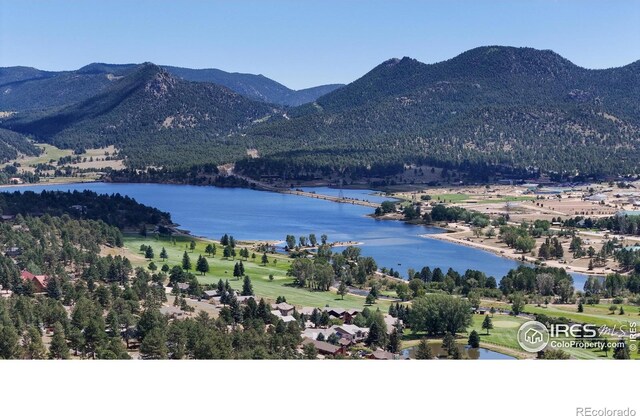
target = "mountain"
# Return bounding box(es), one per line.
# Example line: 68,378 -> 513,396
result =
0,63 -> 343,112
0,64 -> 138,112
3,63 -> 280,168
162,66 -> 343,106
237,46 -> 640,179
0,128 -> 41,164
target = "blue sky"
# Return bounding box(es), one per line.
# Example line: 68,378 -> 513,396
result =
1,0 -> 638,89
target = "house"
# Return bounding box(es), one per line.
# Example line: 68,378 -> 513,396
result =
302,327 -> 336,341
20,270 -> 48,293
236,295 -> 256,304
299,306 -> 317,317
343,309 -> 360,324
368,349 -> 396,360
323,307 -> 346,319
334,324 -> 369,342
384,315 -> 402,334
273,302 -> 295,316
4,246 -> 22,257
301,338 -> 345,357
271,310 -> 297,323
160,305 -> 186,319
202,290 -> 218,300
0,285 -> 12,298
174,282 -> 190,291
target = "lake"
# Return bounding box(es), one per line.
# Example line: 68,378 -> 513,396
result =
1,182 -> 588,288
401,345 -> 516,360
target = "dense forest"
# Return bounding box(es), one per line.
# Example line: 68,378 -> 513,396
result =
0,128 -> 41,163
0,190 -> 172,229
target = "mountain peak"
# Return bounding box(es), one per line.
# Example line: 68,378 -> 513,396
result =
446,46 -> 577,77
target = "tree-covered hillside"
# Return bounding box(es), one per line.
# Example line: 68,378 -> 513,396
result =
3,64 -> 280,169
236,47 -> 640,179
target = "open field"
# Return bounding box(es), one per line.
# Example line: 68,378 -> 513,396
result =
122,235 -> 391,310
2,143 -> 124,175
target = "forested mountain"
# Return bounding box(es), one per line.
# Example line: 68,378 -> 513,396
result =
0,63 -> 342,111
2,64 -> 280,168
163,66 -> 343,106
2,47 -> 639,179
0,64 -> 138,112
0,128 -> 41,163
238,46 -> 640,179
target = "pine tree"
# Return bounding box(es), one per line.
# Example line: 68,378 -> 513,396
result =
468,330 -> 480,348
414,339 -> 433,359
387,328 -> 401,353
196,255 -> 209,275
578,301 -> 584,313
189,241 -> 196,251
482,314 -> 493,335
442,332 -> 457,356
261,253 -> 268,265
613,339 -> 630,360
160,247 -> 168,262
49,322 -> 69,359
241,275 -> 254,296
145,246 -> 154,259
365,321 -> 383,347
23,327 -> 47,359
181,251 -> 191,270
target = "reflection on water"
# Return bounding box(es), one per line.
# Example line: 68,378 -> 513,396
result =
401,345 -> 516,360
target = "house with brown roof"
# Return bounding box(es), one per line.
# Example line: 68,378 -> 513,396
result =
368,349 -> 396,360
273,302 -> 295,316
20,270 -> 48,293
301,338 -> 345,357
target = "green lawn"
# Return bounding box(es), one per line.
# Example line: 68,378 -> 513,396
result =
433,193 -> 470,203
26,144 -> 73,167
523,303 -> 640,329
123,235 -> 389,310
469,314 -> 528,351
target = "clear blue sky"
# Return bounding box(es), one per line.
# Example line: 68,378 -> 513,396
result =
1,0 -> 638,89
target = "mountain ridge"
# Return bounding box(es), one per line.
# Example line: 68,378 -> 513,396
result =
0,62 -> 343,111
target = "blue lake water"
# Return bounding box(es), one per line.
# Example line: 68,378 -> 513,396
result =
401,345 -> 516,360
300,187 -> 397,204
1,182 -> 588,288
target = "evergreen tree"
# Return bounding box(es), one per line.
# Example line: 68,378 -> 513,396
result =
49,322 -> 69,359
468,330 -> 480,348
181,251 -> 191,270
303,342 -> 317,359
387,328 -> 401,353
0,324 -> 20,359
261,253 -> 268,265
140,328 -> 168,359
145,246 -> 154,259
160,247 -> 168,262
196,255 -> 209,275
241,275 -> 254,296
442,332 -> 457,356
482,315 -> 494,335
613,339 -> 630,360
414,339 -> 433,359
23,327 -> 47,359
